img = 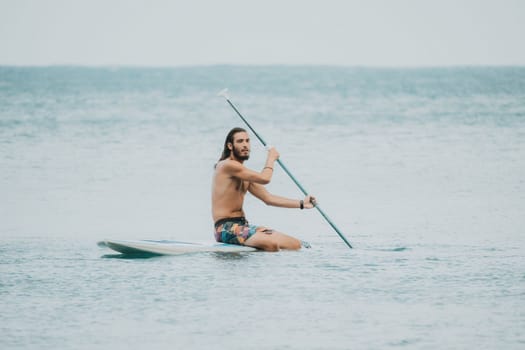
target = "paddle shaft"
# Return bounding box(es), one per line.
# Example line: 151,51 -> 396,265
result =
224,98 -> 353,249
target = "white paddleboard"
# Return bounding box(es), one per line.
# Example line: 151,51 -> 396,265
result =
98,239 -> 257,255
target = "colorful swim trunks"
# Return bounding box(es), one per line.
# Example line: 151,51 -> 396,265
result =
214,217 -> 272,245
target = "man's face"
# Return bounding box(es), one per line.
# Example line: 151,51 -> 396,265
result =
230,131 -> 250,161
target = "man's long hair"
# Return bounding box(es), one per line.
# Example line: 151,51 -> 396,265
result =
218,127 -> 247,162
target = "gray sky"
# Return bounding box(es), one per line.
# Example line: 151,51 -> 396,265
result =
1,0 -> 524,66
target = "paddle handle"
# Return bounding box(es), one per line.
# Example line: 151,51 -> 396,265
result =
223,97 -> 353,249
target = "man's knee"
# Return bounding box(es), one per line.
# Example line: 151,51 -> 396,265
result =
289,239 -> 301,250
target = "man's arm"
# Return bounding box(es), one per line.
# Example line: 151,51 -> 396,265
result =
220,160 -> 275,185
219,147 -> 280,185
248,183 -> 316,209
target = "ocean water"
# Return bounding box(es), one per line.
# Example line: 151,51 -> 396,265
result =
1,66 -> 524,349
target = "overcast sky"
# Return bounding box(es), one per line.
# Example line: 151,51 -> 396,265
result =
1,0 -> 524,67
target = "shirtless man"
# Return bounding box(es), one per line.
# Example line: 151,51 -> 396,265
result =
212,127 -> 316,251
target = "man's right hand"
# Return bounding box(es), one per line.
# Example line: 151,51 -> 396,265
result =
267,146 -> 280,161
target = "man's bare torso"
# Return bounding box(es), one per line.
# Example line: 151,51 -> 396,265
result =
212,160 -> 249,222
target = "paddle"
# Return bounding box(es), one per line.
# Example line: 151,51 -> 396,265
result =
218,89 -> 353,249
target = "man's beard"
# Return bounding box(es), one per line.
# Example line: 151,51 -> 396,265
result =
233,147 -> 250,161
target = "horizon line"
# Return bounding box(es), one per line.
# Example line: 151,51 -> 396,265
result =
1,63 -> 524,69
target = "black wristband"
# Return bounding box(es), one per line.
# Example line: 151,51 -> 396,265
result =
300,200 -> 304,210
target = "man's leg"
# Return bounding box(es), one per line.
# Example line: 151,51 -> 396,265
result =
244,229 -> 301,251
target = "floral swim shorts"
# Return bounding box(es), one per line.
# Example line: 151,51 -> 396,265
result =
214,217 -> 272,245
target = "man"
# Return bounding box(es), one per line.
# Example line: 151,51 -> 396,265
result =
212,127 -> 316,251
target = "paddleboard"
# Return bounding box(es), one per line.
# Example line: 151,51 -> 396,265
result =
98,239 -> 257,256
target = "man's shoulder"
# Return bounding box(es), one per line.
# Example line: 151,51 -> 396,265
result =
216,159 -> 243,172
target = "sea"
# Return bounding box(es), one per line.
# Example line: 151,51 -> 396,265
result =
1,66 -> 524,349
